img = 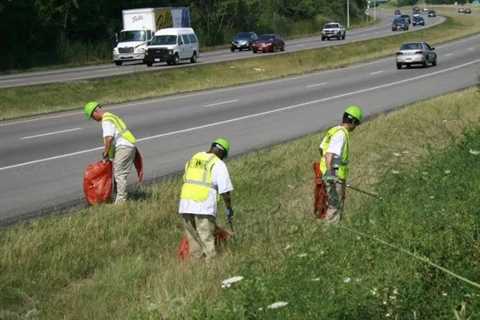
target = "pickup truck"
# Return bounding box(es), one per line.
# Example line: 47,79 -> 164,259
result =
321,22 -> 346,41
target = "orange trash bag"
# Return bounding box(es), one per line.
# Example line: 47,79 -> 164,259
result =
177,226 -> 233,260
83,160 -> 113,205
313,161 -> 328,219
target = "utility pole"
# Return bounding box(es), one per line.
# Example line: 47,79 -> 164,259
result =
347,0 -> 350,29
374,0 -> 377,22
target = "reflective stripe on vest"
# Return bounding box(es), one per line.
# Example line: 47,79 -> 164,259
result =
319,126 -> 350,180
180,152 -> 219,202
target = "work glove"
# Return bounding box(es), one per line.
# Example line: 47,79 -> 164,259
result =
226,208 -> 234,223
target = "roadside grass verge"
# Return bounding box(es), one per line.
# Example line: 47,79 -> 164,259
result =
1,85 -> 480,319
1,7 -> 479,121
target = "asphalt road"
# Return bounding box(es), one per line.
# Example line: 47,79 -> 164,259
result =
0,30 -> 479,225
0,12 -> 445,88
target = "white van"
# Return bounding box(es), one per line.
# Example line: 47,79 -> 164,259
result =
144,28 -> 199,66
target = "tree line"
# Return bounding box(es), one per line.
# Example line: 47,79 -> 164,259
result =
1,0 -> 370,71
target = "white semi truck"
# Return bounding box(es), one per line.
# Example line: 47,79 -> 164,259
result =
113,7 -> 191,66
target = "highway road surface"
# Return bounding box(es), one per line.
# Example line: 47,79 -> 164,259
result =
0,12 -> 444,88
0,32 -> 478,226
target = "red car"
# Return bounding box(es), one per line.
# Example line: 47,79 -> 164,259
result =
252,34 -> 285,53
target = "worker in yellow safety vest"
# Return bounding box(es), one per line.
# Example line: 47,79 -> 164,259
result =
178,138 -> 234,260
319,105 -> 363,223
84,101 -> 137,204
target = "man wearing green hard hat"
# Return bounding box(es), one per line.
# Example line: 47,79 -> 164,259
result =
318,105 -> 363,223
178,138 -> 234,260
84,101 -> 137,204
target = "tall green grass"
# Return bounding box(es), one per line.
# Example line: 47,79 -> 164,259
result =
0,84 -> 479,319
1,7 -> 479,121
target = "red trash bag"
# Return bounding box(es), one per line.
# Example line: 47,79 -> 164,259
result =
177,226 -> 233,260
83,160 -> 113,205
313,161 -> 328,219
134,148 -> 144,183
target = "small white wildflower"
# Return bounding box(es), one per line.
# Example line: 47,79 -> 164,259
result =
469,149 -> 480,156
383,300 -> 388,305
430,196 -> 435,199
393,152 -> 401,157
444,170 -> 451,174
391,170 -> 400,175
258,307 -> 264,311
355,278 -> 362,282
267,301 -> 288,309
371,288 -> 378,296
393,288 -> 398,295
253,67 -> 265,72
284,244 -> 291,250
402,150 -> 410,154
221,276 -> 244,288
386,313 -> 391,318
320,250 -> 325,255
343,277 -> 352,283
297,253 -> 308,258
442,292 -> 448,296
389,295 -> 396,300
422,171 -> 428,175
311,277 -> 321,282
356,236 -> 361,240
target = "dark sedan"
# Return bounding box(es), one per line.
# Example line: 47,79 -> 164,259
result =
400,14 -> 411,24
231,32 -> 258,52
252,34 -> 285,53
412,15 -> 425,26
392,18 -> 409,31
428,10 -> 436,17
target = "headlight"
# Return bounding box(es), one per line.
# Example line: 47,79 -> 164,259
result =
113,48 -> 119,54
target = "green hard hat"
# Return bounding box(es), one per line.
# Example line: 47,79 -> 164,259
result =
213,138 -> 230,156
84,101 -> 100,119
344,105 -> 364,123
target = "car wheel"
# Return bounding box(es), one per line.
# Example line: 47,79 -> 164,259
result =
253,48 -> 257,53
166,60 -> 173,66
422,58 -> 428,68
230,47 -> 235,52
190,52 -> 197,63
114,61 -> 122,66
173,54 -> 180,65
280,45 -> 285,52
321,36 -> 325,41
396,63 -> 402,69
146,62 -> 152,67
432,57 -> 437,66
342,34 -> 346,40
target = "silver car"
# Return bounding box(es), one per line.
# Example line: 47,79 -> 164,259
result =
396,42 -> 437,69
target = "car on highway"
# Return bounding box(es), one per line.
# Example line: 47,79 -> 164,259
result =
231,32 -> 258,52
464,8 -> 472,14
428,10 -> 436,17
144,28 -> 199,66
396,42 -> 437,69
400,14 -> 411,24
392,17 -> 409,31
251,34 -> 285,53
412,15 -> 425,26
412,6 -> 421,14
321,22 -> 346,41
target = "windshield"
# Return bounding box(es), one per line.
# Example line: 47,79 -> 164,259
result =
118,30 -> 146,42
393,18 -> 405,24
235,32 -> 251,40
258,35 -> 274,41
324,24 -> 339,29
400,43 -> 422,50
150,35 -> 178,45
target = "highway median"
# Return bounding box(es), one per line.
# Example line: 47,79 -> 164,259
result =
0,6 -> 479,121
1,84 -> 480,318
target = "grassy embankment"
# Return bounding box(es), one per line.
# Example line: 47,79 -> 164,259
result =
1,83 -> 480,319
0,6 -> 479,121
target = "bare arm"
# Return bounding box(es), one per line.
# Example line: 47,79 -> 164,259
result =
221,191 -> 232,210
324,152 -> 336,176
103,136 -> 113,159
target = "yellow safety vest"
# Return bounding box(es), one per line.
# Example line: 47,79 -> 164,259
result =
102,112 -> 136,157
319,126 -> 350,180
180,152 -> 219,202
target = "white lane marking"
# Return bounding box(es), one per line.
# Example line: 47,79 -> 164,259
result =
306,82 -> 328,88
20,127 -> 82,140
370,70 -> 384,76
1,58 -> 480,172
445,53 -> 454,57
203,99 -> 239,108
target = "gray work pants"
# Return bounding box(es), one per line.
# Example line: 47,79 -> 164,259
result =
113,146 -> 135,204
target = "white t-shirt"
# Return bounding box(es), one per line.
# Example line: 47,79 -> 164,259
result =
178,158 -> 233,216
102,119 -> 134,148
324,129 -> 346,169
